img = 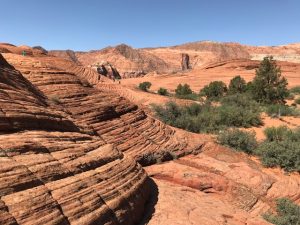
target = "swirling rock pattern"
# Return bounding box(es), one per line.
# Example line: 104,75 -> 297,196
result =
0,53 -> 151,225
0,51 -> 203,225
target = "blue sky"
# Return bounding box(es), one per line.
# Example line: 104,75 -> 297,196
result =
0,0 -> 299,51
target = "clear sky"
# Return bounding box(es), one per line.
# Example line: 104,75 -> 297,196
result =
0,0 -> 299,51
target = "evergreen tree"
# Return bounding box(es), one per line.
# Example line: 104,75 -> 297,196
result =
252,56 -> 288,103
228,75 -> 246,94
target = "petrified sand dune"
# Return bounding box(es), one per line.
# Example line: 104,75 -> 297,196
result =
0,50 -> 205,225
0,53 -> 150,225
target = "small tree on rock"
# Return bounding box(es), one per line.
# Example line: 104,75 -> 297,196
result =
138,82 -> 152,92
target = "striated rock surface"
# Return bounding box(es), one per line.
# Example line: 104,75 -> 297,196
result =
76,44 -> 171,77
90,62 -> 121,80
0,53 -> 153,225
144,143 -> 300,225
0,51 -> 204,224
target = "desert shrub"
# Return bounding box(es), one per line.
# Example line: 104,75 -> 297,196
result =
256,141 -> 300,172
228,75 -> 247,94
157,87 -> 168,96
255,126 -> 300,172
294,97 -> 300,105
219,94 -> 263,127
153,99 -> 262,134
290,86 -> 300,94
264,126 -> 292,142
263,198 -> 300,225
175,83 -> 192,96
217,129 -> 258,154
50,96 -> 61,104
245,81 -> 254,93
265,104 -> 299,117
200,81 -> 227,99
251,56 -> 289,104
174,83 -> 198,100
138,82 -> 152,91
137,150 -> 177,166
264,126 -> 300,142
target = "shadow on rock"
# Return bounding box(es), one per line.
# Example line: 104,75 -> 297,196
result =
137,178 -> 159,225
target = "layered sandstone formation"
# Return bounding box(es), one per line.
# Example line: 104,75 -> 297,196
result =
0,49 -> 204,224
90,62 -> 121,80
0,53 -> 151,225
49,41 -> 300,78
75,44 -> 171,77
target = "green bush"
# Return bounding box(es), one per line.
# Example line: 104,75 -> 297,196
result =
264,126 -> 290,142
264,126 -> 300,142
255,126 -> 300,172
175,84 -> 198,100
200,81 -> 227,99
228,75 -> 247,94
251,56 -> 289,104
217,129 -> 258,154
152,98 -> 262,134
290,86 -> 300,94
265,104 -> 299,117
219,94 -> 263,127
256,141 -> 300,172
175,83 -> 192,96
263,198 -> 300,225
138,82 -> 152,91
157,87 -> 168,96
